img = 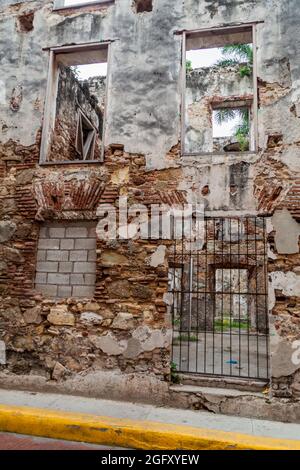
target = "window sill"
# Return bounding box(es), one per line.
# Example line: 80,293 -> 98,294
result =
182,151 -> 258,157
53,1 -> 114,12
39,159 -> 103,166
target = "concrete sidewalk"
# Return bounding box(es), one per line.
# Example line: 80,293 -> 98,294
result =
0,388 -> 300,449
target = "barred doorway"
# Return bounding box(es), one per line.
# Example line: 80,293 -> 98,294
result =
169,217 -> 269,380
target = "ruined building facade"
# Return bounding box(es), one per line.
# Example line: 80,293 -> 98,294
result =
0,0 -> 300,422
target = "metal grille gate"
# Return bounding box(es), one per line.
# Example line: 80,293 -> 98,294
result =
169,217 -> 269,380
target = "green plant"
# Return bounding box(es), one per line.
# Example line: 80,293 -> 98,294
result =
214,317 -> 249,332
214,106 -> 248,127
219,43 -> 253,64
214,106 -> 250,151
214,44 -> 253,151
214,107 -> 236,126
236,130 -> 249,152
186,59 -> 193,73
216,43 -> 253,78
239,64 -> 251,77
235,114 -> 250,151
178,333 -> 198,342
170,361 -> 181,384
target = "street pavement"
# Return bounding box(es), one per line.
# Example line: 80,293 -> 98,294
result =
0,432 -> 124,450
0,388 -> 300,440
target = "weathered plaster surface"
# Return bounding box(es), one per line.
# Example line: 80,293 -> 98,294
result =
272,208 -> 300,254
149,245 -> 166,267
0,0 -> 298,174
269,271 -> 300,311
0,0 -> 300,416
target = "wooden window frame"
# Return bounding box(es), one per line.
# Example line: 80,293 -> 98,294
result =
181,23 -> 259,157
40,42 -> 111,165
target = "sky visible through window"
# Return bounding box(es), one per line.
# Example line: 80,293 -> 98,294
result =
72,63 -> 107,80
186,48 -> 224,68
213,110 -> 242,138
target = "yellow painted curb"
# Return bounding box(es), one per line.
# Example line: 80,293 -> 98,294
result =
0,403 -> 300,450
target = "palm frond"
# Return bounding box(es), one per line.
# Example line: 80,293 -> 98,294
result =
235,123 -> 250,136
214,107 -> 250,136
214,108 -> 236,125
221,44 -> 253,64
216,58 -> 239,67
236,107 -> 249,123
234,110 -> 250,137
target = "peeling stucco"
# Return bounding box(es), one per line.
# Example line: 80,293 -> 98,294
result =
149,245 -> 166,267
272,208 -> 300,254
269,271 -> 300,310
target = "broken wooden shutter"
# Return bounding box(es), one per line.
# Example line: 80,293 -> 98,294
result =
75,109 -> 97,160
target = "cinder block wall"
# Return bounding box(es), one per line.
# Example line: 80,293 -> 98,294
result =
35,222 -> 97,298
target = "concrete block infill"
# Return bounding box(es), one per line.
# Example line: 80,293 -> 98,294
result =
74,239 -> 96,250
73,262 -> 96,274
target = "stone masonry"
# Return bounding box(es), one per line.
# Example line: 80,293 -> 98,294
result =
35,222 -> 97,298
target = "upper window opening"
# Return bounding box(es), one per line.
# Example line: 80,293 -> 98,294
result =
184,26 -> 256,155
54,0 -> 113,9
40,44 -> 108,164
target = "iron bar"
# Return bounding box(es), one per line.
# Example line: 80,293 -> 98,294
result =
169,216 -> 269,380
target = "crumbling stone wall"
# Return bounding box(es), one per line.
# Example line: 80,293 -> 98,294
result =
0,0 -> 299,414
0,144 -> 175,382
185,65 -> 253,153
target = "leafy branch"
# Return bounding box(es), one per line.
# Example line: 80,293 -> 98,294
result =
186,59 -> 193,73
216,43 -> 253,77
214,107 -> 250,151
170,361 -> 181,384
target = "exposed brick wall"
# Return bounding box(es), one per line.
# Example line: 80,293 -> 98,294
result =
0,134 -> 299,398
33,177 -> 106,216
35,222 -> 97,298
277,178 -> 300,221
0,146 -> 174,382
